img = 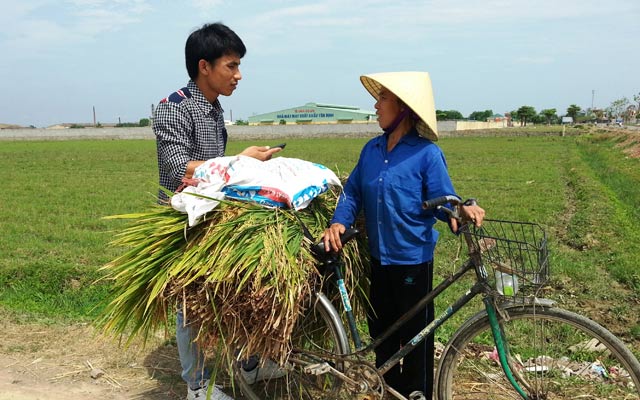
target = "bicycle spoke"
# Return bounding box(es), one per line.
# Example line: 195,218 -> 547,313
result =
436,305 -> 640,399
235,293 -> 350,399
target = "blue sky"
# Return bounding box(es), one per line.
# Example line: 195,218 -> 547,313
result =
1,0 -> 638,127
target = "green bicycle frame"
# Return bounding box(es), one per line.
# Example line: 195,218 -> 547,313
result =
484,297 -> 529,399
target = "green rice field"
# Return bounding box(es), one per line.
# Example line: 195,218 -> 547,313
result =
0,130 -> 639,356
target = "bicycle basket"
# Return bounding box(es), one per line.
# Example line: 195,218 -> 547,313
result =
469,219 -> 549,297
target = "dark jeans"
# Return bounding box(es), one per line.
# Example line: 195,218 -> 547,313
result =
368,258 -> 435,399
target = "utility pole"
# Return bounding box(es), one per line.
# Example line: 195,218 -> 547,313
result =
591,90 -> 595,110
93,106 -> 96,127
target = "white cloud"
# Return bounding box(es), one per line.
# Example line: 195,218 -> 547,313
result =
0,1 -> 46,27
243,0 -> 638,36
514,56 -> 555,65
190,0 -> 225,14
68,0 -> 151,34
0,0 -> 151,57
231,0 -> 639,59
368,0 -> 638,24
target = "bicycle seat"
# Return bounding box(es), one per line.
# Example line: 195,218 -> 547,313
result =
311,228 -> 360,260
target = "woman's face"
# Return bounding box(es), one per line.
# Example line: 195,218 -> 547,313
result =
375,88 -> 402,130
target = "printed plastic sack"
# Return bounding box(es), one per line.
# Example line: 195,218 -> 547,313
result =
171,156 -> 341,226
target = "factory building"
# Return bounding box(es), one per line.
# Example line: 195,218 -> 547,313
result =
248,102 -> 376,125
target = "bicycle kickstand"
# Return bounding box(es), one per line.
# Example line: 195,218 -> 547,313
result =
386,387 -> 425,400
409,391 -> 426,400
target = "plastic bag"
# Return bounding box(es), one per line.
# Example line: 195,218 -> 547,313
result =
171,156 -> 341,226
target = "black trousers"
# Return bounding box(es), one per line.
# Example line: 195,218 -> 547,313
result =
368,258 -> 435,399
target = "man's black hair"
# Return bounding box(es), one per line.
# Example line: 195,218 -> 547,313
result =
185,22 -> 246,80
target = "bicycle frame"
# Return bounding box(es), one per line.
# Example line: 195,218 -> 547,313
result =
323,227 -> 531,400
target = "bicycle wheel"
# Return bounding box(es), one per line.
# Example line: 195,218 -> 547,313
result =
436,303 -> 640,399
235,292 -> 351,399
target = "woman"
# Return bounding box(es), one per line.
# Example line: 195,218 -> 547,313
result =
323,71 -> 485,399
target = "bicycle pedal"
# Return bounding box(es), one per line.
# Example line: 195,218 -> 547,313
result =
303,362 -> 331,375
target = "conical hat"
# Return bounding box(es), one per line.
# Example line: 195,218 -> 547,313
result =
360,71 -> 438,141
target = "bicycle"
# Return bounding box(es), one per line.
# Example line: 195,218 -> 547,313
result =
233,196 -> 640,399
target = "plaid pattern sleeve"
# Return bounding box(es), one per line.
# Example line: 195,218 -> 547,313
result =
154,100 -> 193,194
153,81 -> 227,203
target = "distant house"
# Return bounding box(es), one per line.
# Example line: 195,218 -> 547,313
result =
46,123 -> 116,129
248,102 -> 376,125
0,123 -> 24,129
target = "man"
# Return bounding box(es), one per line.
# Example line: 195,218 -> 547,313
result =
153,22 -> 281,400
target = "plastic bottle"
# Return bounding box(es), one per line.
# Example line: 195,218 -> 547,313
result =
495,271 -> 519,296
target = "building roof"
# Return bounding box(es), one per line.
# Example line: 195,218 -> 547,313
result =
248,102 -> 376,124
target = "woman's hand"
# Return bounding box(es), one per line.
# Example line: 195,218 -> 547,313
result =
239,145 -> 282,161
452,204 -> 485,232
323,223 -> 346,252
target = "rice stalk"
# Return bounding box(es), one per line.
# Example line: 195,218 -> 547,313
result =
98,191 -> 369,372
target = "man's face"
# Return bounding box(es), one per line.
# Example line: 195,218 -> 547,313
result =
202,53 -> 242,98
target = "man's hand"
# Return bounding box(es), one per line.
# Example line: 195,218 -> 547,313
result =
240,145 -> 282,161
185,160 -> 205,179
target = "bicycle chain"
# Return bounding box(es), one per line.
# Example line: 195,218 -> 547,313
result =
344,361 -> 385,400
292,348 -> 386,399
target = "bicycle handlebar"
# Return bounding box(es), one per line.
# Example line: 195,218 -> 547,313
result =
311,228 -> 360,258
422,195 -> 461,211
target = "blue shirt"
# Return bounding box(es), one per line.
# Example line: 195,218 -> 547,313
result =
331,129 -> 458,265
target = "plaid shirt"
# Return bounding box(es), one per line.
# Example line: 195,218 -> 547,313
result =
153,80 -> 227,202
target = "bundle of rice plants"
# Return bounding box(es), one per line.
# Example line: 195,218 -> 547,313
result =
98,190 -> 369,372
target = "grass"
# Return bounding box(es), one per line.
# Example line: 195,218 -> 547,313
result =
574,134 -> 640,290
433,132 -> 640,352
0,140 -> 158,320
0,132 -> 638,355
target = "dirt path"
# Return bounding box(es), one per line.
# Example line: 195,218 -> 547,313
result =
0,318 -> 188,400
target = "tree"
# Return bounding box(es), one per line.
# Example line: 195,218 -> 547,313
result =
531,114 -> 547,125
447,110 -> 464,120
516,106 -> 537,126
566,104 -> 581,122
436,110 -> 464,120
139,118 -> 150,127
606,97 -> 630,120
592,108 -> 605,121
624,105 -> 637,122
468,109 -> 494,121
506,110 -> 518,127
540,108 -> 557,125
632,92 -> 640,122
